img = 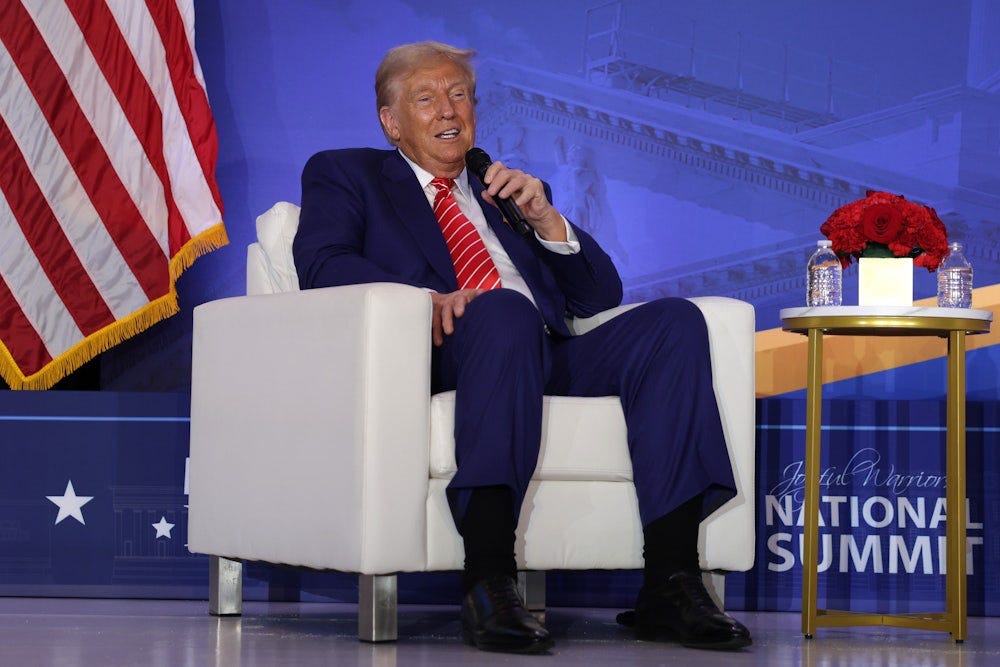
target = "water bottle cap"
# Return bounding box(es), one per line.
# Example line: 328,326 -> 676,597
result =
949,241 -> 962,251
817,240 -> 832,248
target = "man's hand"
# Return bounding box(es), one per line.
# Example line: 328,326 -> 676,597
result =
480,161 -> 567,242
431,289 -> 485,346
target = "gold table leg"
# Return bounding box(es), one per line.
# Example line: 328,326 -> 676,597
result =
787,317 -> 983,641
802,328 -> 823,638
946,330 -> 967,642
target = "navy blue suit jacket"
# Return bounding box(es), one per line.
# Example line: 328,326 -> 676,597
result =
293,148 -> 623,336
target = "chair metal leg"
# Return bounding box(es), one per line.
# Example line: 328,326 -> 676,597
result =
208,555 -> 243,616
359,574 -> 398,642
517,570 -> 546,612
703,571 -> 726,611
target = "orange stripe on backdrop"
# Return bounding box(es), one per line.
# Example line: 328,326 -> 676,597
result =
0,0 -> 167,302
755,284 -> 1000,397
65,0 -> 190,256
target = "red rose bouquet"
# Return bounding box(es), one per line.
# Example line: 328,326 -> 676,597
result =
819,190 -> 949,271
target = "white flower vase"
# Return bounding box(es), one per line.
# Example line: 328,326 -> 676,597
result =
857,257 -> 913,306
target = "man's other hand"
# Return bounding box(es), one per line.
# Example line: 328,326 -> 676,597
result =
431,289 -> 485,346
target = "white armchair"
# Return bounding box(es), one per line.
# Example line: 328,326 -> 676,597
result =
188,202 -> 756,641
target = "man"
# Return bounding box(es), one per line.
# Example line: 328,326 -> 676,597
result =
293,41 -> 751,654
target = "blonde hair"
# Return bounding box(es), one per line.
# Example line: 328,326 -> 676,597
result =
375,41 -> 476,145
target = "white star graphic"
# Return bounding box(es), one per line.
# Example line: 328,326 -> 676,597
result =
46,480 -> 94,525
152,516 -> 175,539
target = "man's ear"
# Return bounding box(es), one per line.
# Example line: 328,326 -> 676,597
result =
379,106 -> 400,142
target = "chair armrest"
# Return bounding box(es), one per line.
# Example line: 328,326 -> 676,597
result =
688,297 -> 756,571
188,282 -> 433,573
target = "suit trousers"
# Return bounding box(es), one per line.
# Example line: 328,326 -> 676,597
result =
432,289 -> 736,528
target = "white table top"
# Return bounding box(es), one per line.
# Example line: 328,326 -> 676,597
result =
780,306 -> 993,322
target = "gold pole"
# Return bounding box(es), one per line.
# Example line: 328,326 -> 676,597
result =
946,329 -> 967,642
802,327 -> 823,637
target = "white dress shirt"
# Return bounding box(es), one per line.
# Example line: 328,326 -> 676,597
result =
399,151 -> 580,308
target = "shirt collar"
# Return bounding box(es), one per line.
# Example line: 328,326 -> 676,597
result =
397,149 -> 471,199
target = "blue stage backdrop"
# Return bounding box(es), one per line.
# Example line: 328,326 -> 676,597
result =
2,391 -> 998,616
740,399 -> 998,615
91,0 -> 1000,397
2,0 -> 999,617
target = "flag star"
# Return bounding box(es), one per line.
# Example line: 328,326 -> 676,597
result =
152,516 -> 175,539
46,480 -> 94,525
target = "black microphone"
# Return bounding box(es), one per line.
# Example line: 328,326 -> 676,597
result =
465,147 -> 532,237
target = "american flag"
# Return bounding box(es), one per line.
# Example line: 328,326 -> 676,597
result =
0,0 -> 227,390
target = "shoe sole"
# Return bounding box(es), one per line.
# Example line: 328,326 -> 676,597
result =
462,629 -> 555,654
634,624 -> 752,651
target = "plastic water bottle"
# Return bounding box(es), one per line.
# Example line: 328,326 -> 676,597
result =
937,242 -> 973,308
806,240 -> 842,306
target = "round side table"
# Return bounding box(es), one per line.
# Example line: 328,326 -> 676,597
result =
780,306 -> 993,642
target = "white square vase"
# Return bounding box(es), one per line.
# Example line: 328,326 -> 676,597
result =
857,257 -> 913,306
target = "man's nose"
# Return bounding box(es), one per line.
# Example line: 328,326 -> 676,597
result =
438,97 -> 456,118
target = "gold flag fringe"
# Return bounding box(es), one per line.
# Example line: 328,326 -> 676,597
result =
0,223 -> 229,391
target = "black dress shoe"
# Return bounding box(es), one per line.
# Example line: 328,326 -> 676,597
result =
618,570 -> 751,651
461,575 -> 554,654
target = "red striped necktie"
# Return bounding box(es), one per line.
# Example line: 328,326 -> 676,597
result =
430,177 -> 502,291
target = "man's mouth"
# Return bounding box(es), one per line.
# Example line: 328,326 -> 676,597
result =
437,129 -> 460,139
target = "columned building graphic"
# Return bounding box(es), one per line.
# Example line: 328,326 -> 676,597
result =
474,1 -> 1000,329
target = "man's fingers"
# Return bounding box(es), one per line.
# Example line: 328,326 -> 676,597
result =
440,303 -> 455,337
484,167 -> 548,219
514,187 -> 543,208
432,289 -> 486,345
483,160 -> 505,185
431,300 -> 444,346
492,172 -> 528,200
432,301 -> 444,345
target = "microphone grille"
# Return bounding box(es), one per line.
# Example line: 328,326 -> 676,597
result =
465,147 -> 492,175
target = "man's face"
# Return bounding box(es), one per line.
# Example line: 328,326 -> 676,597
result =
379,59 -> 476,178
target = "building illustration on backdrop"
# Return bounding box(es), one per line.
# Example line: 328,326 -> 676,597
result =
475,1 -> 1000,330
97,0 -> 1000,387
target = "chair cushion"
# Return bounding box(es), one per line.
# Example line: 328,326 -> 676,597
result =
429,391 -> 633,482
253,201 -> 301,294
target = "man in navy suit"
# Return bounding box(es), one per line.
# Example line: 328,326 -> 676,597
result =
293,41 -> 750,654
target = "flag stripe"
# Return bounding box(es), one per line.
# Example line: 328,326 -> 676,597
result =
25,0 -> 169,263
109,1 -> 222,240
0,0 -> 228,389
0,116 -> 115,335
0,18 -> 150,323
0,0 -> 167,301
0,273 -> 53,374
0,188 -> 83,361
145,0 -> 224,214
64,0 -> 187,255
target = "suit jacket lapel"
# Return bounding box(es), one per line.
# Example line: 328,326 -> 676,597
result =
380,151 -> 457,289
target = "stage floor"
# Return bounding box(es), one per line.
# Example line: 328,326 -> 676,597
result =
3,598 -> 999,666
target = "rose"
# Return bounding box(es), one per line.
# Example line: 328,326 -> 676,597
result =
860,202 -> 903,244
819,191 -> 949,271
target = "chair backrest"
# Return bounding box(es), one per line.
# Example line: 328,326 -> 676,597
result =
247,201 -> 301,295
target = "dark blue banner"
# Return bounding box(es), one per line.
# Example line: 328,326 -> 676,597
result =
2,391 -> 997,614
733,399 -> 998,616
